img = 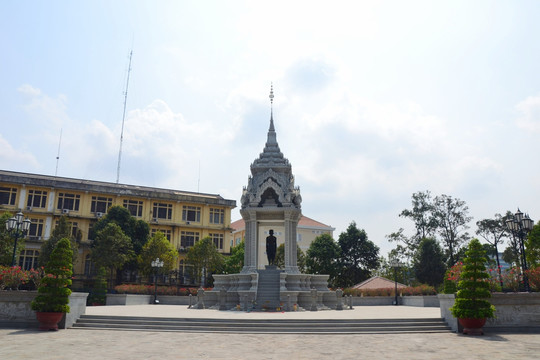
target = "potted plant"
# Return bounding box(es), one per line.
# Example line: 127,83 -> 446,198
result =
31,238 -> 73,330
450,239 -> 495,335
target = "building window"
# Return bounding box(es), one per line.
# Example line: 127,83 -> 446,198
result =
209,233 -> 223,250
54,220 -> 79,239
91,196 -> 112,214
29,218 -> 44,240
297,233 -> 302,242
151,228 -> 172,241
19,249 -> 39,270
153,202 -> 172,220
235,237 -> 241,245
0,187 -> 17,206
27,189 -> 48,208
180,231 -> 199,248
123,199 -> 143,217
57,192 -> 80,211
182,206 -> 200,223
209,208 -> 224,224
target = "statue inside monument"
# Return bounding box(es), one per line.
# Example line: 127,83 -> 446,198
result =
266,229 -> 277,265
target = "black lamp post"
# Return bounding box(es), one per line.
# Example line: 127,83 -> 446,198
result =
151,257 -> 164,304
505,209 -> 534,292
5,212 -> 32,267
390,259 -> 403,306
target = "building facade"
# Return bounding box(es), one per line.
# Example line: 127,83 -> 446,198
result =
0,170 -> 236,282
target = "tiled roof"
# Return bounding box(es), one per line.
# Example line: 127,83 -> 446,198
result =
0,169 -> 236,207
353,276 -> 407,290
230,215 -> 334,232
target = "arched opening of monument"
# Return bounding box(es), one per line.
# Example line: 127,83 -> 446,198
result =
259,188 -> 282,207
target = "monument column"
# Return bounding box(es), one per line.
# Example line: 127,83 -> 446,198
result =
241,209 -> 258,273
284,209 -> 301,273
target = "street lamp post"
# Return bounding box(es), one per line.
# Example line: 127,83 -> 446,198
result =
151,257 -> 164,304
390,259 -> 403,306
505,209 -> 534,292
5,212 -> 32,267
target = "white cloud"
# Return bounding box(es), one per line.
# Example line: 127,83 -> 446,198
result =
0,133 -> 39,170
17,84 -> 68,128
516,94 -> 540,132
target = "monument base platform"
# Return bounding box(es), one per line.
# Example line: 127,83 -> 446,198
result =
196,270 -> 338,311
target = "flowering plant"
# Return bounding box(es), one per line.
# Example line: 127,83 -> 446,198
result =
0,266 -> 29,290
114,284 -> 199,296
526,266 -> 540,292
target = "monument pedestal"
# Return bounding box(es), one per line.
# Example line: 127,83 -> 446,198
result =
208,271 -> 336,311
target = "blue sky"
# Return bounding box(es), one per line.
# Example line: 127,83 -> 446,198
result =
2,1 -> 540,256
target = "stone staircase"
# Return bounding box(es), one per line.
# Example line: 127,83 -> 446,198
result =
72,316 -> 451,334
255,266 -> 281,310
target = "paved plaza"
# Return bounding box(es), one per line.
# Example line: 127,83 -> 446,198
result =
1,305 -> 540,360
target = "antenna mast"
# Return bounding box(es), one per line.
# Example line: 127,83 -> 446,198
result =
116,50 -> 133,184
55,128 -> 62,177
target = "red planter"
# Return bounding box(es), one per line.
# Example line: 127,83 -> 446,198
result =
36,312 -> 64,331
459,318 -> 486,335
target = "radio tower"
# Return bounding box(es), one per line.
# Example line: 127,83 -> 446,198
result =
116,50 -> 133,184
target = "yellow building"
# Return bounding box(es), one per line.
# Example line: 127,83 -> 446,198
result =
0,169 -> 236,282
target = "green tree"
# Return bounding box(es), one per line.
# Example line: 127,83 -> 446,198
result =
450,238 -> 495,320
0,212 -> 17,266
476,214 -> 508,288
399,190 -> 438,240
138,231 -> 178,276
375,256 -> 410,285
386,228 -> 417,263
91,222 -> 134,287
222,240 -> 244,274
185,237 -> 224,287
502,244 -> 520,267
88,266 -> 108,305
39,215 -> 79,266
413,238 -> 446,287
31,238 -> 73,313
274,243 -> 306,273
525,221 -> 540,268
336,222 -> 380,288
433,194 -> 472,266
90,206 -> 149,255
305,234 -> 341,286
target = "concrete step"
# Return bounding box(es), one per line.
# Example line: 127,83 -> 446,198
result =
72,315 -> 452,334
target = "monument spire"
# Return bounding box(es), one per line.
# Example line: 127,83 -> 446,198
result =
269,83 -> 275,132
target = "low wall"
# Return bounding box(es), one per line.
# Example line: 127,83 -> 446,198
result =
106,294 -> 153,305
439,293 -> 540,333
349,295 -> 438,307
0,291 -> 88,329
402,295 -> 440,307
0,291 -> 38,328
352,296 -> 396,306
60,292 -> 89,329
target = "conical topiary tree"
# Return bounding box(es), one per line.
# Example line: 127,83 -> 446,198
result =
450,238 -> 495,320
31,237 -> 73,313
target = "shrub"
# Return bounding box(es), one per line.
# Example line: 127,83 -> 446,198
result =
88,267 -> 107,305
31,238 -> 73,313
113,284 -> 199,296
450,239 -> 495,319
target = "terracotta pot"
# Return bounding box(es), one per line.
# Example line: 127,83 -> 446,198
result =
459,317 -> 486,335
36,312 -> 64,331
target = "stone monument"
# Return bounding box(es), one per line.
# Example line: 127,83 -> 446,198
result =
208,86 -> 336,311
